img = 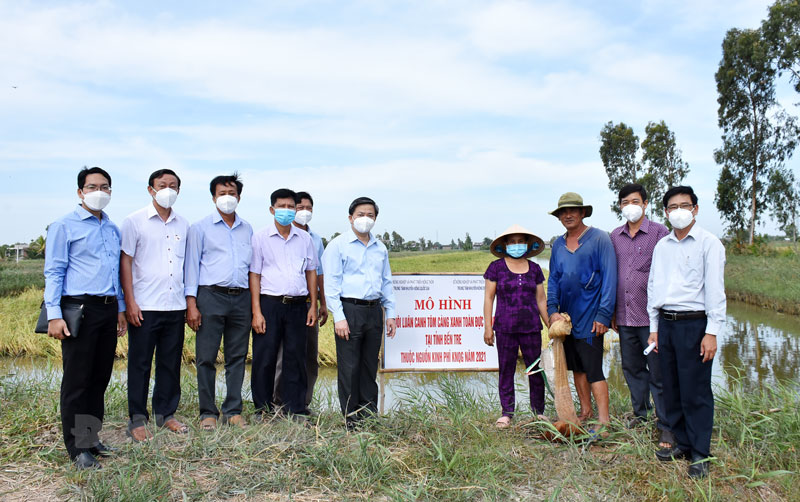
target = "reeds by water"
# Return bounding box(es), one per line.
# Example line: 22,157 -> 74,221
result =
0,365 -> 796,500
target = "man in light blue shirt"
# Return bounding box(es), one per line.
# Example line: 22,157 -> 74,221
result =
185,174 -> 253,429
274,191 -> 328,412
44,167 -> 127,469
322,196 -> 396,429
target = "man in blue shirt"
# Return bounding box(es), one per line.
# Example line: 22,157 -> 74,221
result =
44,167 -> 127,469
322,196 -> 396,429
274,191 -> 328,413
547,192 -> 617,430
185,174 -> 253,430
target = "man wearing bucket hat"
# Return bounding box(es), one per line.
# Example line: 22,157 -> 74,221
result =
547,192 -> 617,431
483,225 -> 549,428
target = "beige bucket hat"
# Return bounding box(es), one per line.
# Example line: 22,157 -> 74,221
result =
490,224 -> 545,258
549,192 -> 593,218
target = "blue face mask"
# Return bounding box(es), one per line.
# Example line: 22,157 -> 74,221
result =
274,208 -> 296,226
506,243 -> 528,258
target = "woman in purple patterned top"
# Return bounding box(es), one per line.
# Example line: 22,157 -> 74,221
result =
483,224 -> 550,428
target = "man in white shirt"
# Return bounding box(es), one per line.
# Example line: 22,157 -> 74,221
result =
121,169 -> 190,442
647,186 -> 726,479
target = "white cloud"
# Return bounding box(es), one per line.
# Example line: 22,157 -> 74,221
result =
465,1 -> 608,57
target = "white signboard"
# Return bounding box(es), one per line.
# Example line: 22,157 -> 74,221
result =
384,274 -> 498,371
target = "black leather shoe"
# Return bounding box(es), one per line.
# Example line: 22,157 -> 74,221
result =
655,445 -> 690,462
627,416 -> 646,429
90,442 -> 117,457
688,457 -> 710,478
73,451 -> 101,470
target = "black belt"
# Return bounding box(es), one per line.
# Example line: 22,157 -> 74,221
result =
262,294 -> 309,304
203,285 -> 247,296
660,309 -> 706,321
341,297 -> 381,307
62,295 -> 117,305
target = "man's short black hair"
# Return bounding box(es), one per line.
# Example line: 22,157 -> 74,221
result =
349,196 -> 379,216
78,166 -> 111,189
619,183 -> 647,203
210,173 -> 243,196
149,169 -> 181,188
271,188 -> 297,206
663,185 -> 698,208
295,191 -> 313,206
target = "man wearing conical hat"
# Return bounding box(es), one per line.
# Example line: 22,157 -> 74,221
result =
547,192 -> 617,431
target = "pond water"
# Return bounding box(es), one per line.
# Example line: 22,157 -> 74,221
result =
1,301 -> 798,415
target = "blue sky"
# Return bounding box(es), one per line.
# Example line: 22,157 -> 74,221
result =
2,0 -> 796,245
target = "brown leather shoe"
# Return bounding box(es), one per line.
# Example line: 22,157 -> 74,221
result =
126,425 -> 153,443
227,415 -> 246,428
163,417 -> 188,434
200,417 -> 217,431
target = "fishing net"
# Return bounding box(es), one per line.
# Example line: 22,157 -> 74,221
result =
549,313 -> 580,426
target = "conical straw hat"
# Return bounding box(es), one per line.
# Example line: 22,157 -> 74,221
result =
490,224 -> 545,259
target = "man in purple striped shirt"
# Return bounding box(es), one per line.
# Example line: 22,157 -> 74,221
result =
610,184 -> 673,448
249,188 -> 318,420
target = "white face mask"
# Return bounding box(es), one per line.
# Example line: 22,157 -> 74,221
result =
215,194 -> 238,215
668,208 -> 694,229
352,216 -> 375,234
621,204 -> 643,223
82,190 -> 111,211
153,187 -> 178,209
295,209 -> 313,226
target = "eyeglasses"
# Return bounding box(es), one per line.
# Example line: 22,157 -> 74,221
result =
666,203 -> 694,212
83,184 -> 112,193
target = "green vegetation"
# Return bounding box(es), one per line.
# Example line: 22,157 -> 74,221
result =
391,248 -> 550,274
725,252 -> 800,315
0,366 -> 796,500
0,259 -> 44,296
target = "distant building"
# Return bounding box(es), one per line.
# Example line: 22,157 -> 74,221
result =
10,244 -> 29,262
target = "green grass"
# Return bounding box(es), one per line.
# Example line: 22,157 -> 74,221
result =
390,249 -> 550,274
0,259 -> 45,296
725,254 -> 800,315
0,366 -> 796,500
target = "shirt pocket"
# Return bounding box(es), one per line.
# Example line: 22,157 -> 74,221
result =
290,255 -> 307,275
173,234 -> 186,258
582,270 -> 599,290
686,254 -> 704,283
237,240 -> 253,265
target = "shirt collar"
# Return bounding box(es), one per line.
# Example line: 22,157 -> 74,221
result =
146,202 -> 175,223
347,228 -> 377,246
668,221 -> 699,242
75,204 -> 101,221
212,210 -> 240,228
620,217 -> 651,237
268,220 -> 299,239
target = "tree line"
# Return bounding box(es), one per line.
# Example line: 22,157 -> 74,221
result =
600,0 -> 800,245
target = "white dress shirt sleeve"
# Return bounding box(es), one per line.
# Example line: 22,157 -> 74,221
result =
647,243 -> 661,333
380,248 -> 396,319
120,216 -> 138,257
703,236 -> 727,337
322,240 -> 345,323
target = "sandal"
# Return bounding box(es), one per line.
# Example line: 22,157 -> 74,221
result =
658,429 -> 676,449
495,416 -> 512,429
